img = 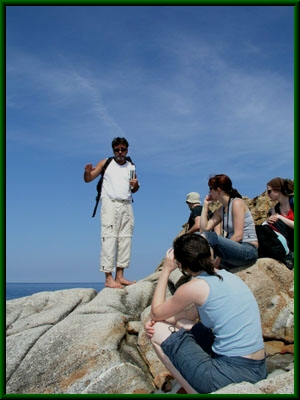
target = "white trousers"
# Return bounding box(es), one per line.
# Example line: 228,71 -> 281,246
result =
100,197 -> 134,273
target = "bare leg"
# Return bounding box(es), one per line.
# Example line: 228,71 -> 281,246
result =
175,318 -> 195,330
151,321 -> 198,394
115,267 -> 136,286
104,272 -> 124,289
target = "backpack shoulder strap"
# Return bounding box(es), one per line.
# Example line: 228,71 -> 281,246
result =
102,157 -> 113,173
92,157 -> 136,217
126,156 -> 134,165
96,157 -> 113,188
92,157 -> 113,218
289,196 -> 294,211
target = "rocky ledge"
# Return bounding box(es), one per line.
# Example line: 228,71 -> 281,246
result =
6,257 -> 294,394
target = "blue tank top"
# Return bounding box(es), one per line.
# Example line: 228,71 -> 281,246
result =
196,270 -> 264,356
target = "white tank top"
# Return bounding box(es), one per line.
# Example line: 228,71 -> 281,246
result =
101,159 -> 132,200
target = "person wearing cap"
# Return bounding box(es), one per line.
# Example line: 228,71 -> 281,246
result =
185,192 -> 203,234
185,192 -> 221,235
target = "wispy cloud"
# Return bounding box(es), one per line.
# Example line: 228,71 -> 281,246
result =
6,17 -> 293,173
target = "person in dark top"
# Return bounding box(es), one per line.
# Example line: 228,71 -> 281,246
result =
266,177 -> 294,253
266,177 -> 294,269
185,192 -> 203,234
185,192 -> 221,235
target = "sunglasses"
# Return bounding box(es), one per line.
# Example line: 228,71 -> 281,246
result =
114,147 -> 127,153
267,190 -> 272,194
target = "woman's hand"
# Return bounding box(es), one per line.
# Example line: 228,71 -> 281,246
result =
163,248 -> 178,273
203,194 -> 212,206
267,214 -> 277,224
144,319 -> 156,338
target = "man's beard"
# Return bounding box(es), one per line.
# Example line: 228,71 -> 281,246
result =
115,154 -> 126,164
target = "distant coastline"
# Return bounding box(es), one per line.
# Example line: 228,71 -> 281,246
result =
6,282 -> 105,301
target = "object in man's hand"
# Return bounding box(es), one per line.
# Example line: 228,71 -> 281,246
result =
129,165 -> 136,189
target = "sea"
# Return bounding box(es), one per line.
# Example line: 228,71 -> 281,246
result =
6,282 -> 105,301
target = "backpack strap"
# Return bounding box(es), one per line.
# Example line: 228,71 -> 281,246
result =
126,156 -> 134,165
91,157 -> 113,217
289,196 -> 294,211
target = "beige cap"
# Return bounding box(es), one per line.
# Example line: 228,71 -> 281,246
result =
186,192 -> 200,204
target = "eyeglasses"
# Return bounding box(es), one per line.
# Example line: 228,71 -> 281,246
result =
114,147 -> 127,153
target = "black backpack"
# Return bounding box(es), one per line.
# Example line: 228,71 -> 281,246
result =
91,156 -> 134,217
255,224 -> 286,263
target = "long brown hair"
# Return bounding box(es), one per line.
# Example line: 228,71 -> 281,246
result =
267,177 -> 294,196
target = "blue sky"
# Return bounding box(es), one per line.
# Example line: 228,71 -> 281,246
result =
6,5 -> 294,283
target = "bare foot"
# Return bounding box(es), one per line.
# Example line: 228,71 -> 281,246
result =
116,278 -> 136,286
105,280 -> 124,289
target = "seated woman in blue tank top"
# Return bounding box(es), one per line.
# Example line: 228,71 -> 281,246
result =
200,174 -> 258,269
145,234 -> 267,394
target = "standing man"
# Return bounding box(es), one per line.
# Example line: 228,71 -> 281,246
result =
84,137 -> 140,288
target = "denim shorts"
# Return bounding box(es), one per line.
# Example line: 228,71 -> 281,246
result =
161,323 -> 267,394
203,231 -> 258,269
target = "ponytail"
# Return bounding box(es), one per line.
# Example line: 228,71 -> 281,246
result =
229,188 -> 242,199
